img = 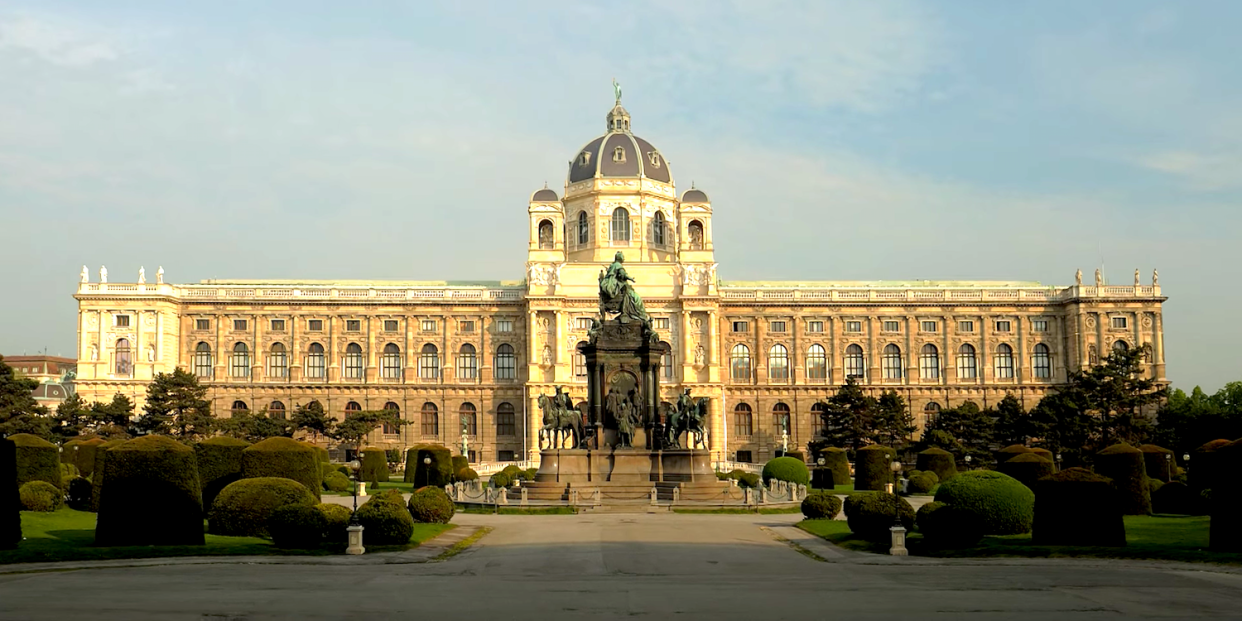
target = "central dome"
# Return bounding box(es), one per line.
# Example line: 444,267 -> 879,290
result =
567,102 -> 672,184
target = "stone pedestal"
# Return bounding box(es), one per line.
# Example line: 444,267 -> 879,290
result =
346,525 -> 365,555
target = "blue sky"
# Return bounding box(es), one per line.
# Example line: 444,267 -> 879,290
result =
0,1 -> 1238,391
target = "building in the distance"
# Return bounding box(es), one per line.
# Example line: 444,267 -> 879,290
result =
72,97 -> 1168,465
3,354 -> 76,408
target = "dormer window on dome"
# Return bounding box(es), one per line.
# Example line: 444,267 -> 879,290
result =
613,146 -> 626,163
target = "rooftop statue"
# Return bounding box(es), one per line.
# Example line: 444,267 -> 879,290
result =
598,251 -> 648,323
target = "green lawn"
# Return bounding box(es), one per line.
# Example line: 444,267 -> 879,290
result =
1,509 -> 452,565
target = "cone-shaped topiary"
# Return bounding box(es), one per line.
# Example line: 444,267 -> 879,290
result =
357,489 -> 414,544
10,434 -> 60,491
800,491 -> 842,519
844,492 -> 915,541
209,477 -> 316,537
360,447 -> 389,483
95,435 -> 204,546
195,436 -> 250,513
1032,467 -> 1125,546
0,437 -> 18,549
854,445 -> 896,491
1139,444 -> 1175,483
916,501 -> 984,548
242,437 -> 320,501
934,470 -> 1034,535
997,453 -> 1055,490
404,444 -> 452,487
89,439 -> 126,512
762,456 -> 810,486
1192,439 -> 1230,492
408,486 -> 455,524
994,444 -> 1032,464
1095,443 -> 1151,515
916,447 -> 957,483
815,448 -> 850,489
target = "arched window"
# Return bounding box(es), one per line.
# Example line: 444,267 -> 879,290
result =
115,338 -> 132,376
1033,343 -> 1051,379
419,344 -> 439,379
460,402 -> 477,436
882,344 -> 903,380
495,344 -> 516,380
382,402 -> 400,434
923,402 -> 941,424
919,344 -> 940,380
193,342 -> 213,378
1113,340 -> 1129,353
538,219 -> 554,249
995,344 -> 1015,379
957,344 -> 977,380
660,341 -> 674,380
231,400 -> 248,415
344,401 -> 362,416
730,343 -> 751,381
496,402 -> 516,436
343,343 -> 363,380
573,341 -> 588,379
420,402 -> 439,437
230,342 -> 250,378
612,145 -> 626,162
768,344 -> 789,380
306,343 -> 326,379
810,402 -> 827,438
379,343 -> 401,380
772,402 -> 791,435
577,211 -> 589,245
268,343 -> 287,379
269,401 -> 286,420
652,211 -> 667,246
844,344 -> 866,379
733,403 -> 753,436
806,344 -> 827,381
611,207 -> 630,242
688,220 -> 704,249
458,344 -> 477,380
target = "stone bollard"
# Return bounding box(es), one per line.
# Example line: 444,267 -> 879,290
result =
759,487 -> 769,504
594,488 -> 602,505
570,489 -> 579,506
346,524 -> 365,555
672,487 -> 681,503
890,525 -> 908,556
498,488 -> 509,506
650,487 -> 659,505
521,487 -> 529,506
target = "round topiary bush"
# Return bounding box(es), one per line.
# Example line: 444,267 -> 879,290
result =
934,470 -> 1034,535
916,501 -> 984,548
360,448 -> 389,483
95,435 -> 204,547
66,476 -> 92,511
1,437 -> 18,549
997,453 -> 1055,489
404,445 -> 453,487
19,481 -> 62,512
195,436 -> 250,514
10,434 -> 60,491
268,504 -> 328,549
317,503 -> 352,543
1193,439 -> 1230,492
816,448 -> 851,490
1152,481 -> 1206,515
1029,447 -> 1055,466
356,489 -> 414,545
800,492 -> 842,519
916,448 -> 957,483
1139,444 -> 1175,482
456,468 -> 479,482
854,445 -> 896,491
408,486 -> 455,524
524,467 -> 538,481
1032,467 -> 1125,546
907,471 -> 939,495
1095,443 -> 1151,515
762,456 -> 810,486
322,471 -> 351,492
490,472 -> 511,489
844,493 -> 915,542
209,477 -> 317,537
995,444 -> 1032,464
89,439 -> 126,512
241,437 -> 320,501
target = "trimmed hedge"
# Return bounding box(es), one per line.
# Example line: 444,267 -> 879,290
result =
317,503 -> 352,543
737,473 -> 760,489
1029,447 -> 1055,467
451,456 -> 469,477
312,445 -> 330,463
95,435 -> 204,547
1152,481 -> 1206,515
916,501 -> 983,548
195,436 -> 250,514
995,444 -> 1032,464
1032,467 -> 1125,546
907,471 -> 938,495
1,437 -> 18,549
800,492 -> 841,519
357,489 -> 415,544
19,481 -> 63,512
456,468 -> 479,482
360,448 -> 390,483
209,477 -> 316,537
854,445 -> 896,491
1139,444 -> 1175,483
815,448 -> 851,489
268,504 -> 327,549
490,472 -> 511,489
762,457 -> 810,486
66,476 -> 92,511
10,433 -> 60,491
1095,443 -> 1151,515
1211,439 -> 1242,551
404,445 -> 453,487
524,467 -> 538,481
844,493 -> 915,542
997,453 -> 1055,490
408,486 -> 455,524
89,439 -> 126,512
810,467 -> 835,490
782,450 -> 806,462
916,447 -> 957,483
1193,439 -> 1231,492
323,471 -> 351,492
934,470 -> 1034,535
241,437 -> 321,501
65,437 -> 105,478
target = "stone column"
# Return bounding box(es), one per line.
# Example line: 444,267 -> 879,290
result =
1154,312 -> 1166,380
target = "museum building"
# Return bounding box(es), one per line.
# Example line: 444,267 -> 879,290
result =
72,97 -> 1169,465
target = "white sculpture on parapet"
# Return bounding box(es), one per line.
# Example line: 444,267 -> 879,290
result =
1152,269 -> 1158,286
99,266 -> 108,284
1094,268 -> 1102,287
1134,268 -> 1140,287
138,266 -> 146,284
157,266 -> 164,284
1075,268 -> 1082,286
80,266 -> 89,283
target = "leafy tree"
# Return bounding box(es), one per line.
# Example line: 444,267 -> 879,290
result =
919,401 -> 994,466
1028,389 -> 1094,467
1154,383 -> 1242,455
217,408 -> 295,443
992,393 -> 1032,446
817,378 -> 878,453
1070,346 -> 1164,445
131,368 -> 214,439
329,410 -> 406,450
0,355 -> 52,439
872,391 -> 916,451
291,401 -> 335,442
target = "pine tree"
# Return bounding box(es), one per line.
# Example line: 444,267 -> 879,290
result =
329,409 -> 406,451
0,355 -> 52,439
992,393 -> 1031,446
873,390 -> 916,451
132,368 -> 214,439
291,400 -> 335,442
817,377 -> 878,452
919,401 -> 994,465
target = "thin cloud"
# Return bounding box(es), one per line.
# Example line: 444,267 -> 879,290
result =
0,13 -> 119,66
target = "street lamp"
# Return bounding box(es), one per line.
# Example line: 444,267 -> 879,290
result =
1164,453 -> 1172,480
817,457 -> 826,466
423,456 -> 431,488
888,460 -> 907,556
964,454 -> 972,470
887,460 -> 902,495
345,461 -> 365,555
1055,453 -> 1062,471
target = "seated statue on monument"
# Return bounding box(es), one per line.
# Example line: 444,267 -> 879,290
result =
598,251 -> 648,323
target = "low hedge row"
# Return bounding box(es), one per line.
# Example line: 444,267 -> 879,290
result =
916,501 -> 983,548
269,504 -> 329,549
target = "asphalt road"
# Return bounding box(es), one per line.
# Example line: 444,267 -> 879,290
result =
1,512 -> 1240,620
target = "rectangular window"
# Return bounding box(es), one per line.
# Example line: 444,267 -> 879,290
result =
575,317 -> 593,330
270,319 -> 285,332
731,321 -> 749,333
959,321 -> 975,333
882,320 -> 900,332
195,319 -> 210,331
497,412 -> 516,437
498,450 -> 516,461
421,320 -> 437,332
921,321 -> 938,333
384,320 -> 399,332
233,319 -> 247,331
807,321 -> 824,333
735,450 -> 753,464
346,320 -> 361,332
995,320 -> 1012,332
1111,316 -> 1127,329
496,318 -> 514,333
308,319 -> 324,331
1032,319 -> 1049,332
733,413 -> 753,437
654,317 -> 670,330
846,321 -> 862,333
573,351 -> 587,378
115,315 -> 131,328
459,320 -> 475,333
770,321 -> 786,333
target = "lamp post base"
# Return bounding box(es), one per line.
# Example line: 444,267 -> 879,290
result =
346,525 -> 365,555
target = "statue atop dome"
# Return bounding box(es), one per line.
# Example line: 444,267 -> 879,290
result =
612,77 -> 622,104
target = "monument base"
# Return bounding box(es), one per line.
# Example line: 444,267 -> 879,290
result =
523,447 -> 734,503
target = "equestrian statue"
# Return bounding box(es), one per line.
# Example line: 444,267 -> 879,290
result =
538,386 -> 584,449
665,388 -> 709,449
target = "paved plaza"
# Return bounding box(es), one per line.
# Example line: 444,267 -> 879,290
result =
2,512 -> 1242,619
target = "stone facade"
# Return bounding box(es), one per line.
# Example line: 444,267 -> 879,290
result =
72,100 -> 1167,466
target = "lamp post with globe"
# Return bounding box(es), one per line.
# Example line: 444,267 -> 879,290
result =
345,459 -> 365,555
423,456 -> 432,488
888,460 -> 908,556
